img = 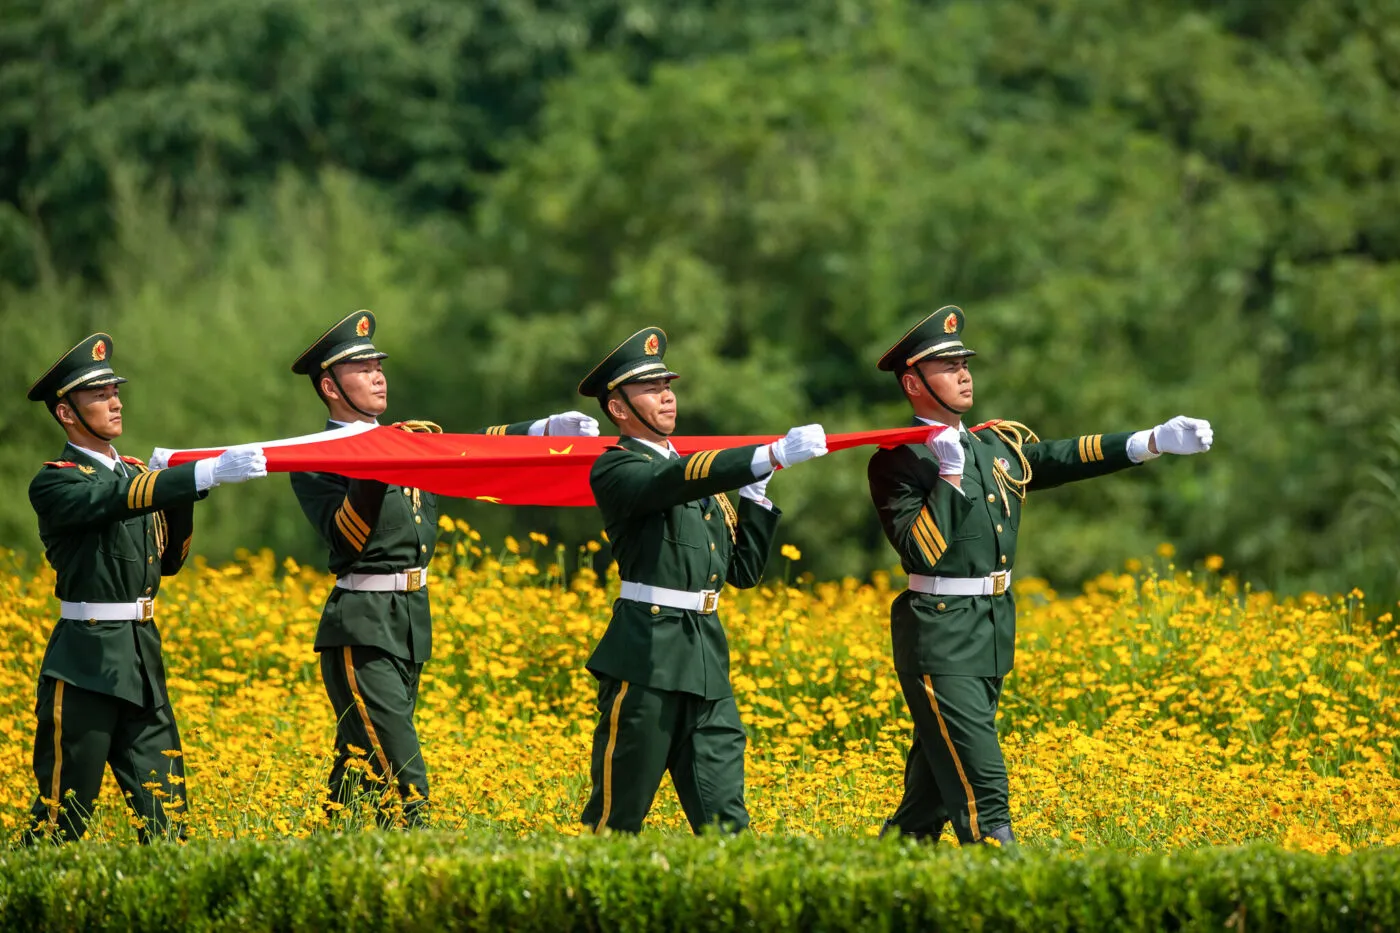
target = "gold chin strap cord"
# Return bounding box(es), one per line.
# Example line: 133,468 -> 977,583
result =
985,421 -> 1038,517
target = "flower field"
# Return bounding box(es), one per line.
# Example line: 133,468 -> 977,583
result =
1,523 -> 1397,853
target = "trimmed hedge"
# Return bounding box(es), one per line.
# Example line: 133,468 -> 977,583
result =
1,834 -> 1396,932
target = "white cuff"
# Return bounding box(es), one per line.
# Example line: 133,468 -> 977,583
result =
940,475 -> 968,497
195,459 -> 216,491
1127,429 -> 1160,464
751,447 -> 775,479
738,488 -> 774,510
528,419 -> 547,436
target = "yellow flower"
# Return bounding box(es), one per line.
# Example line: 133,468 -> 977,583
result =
780,544 -> 802,561
1204,554 -> 1224,572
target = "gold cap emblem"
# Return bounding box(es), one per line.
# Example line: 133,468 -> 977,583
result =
644,334 -> 660,356
92,340 -> 108,361
355,315 -> 370,337
943,313 -> 958,335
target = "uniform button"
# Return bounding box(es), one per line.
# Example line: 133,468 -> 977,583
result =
415,515 -> 422,524
996,524 -> 1003,534
147,555 -> 154,564
704,513 -> 711,521
144,586 -> 153,595
709,542 -> 716,551
403,488 -> 411,496
1001,555 -> 1008,565
710,574 -> 718,583
651,605 -> 660,615
937,602 -> 946,611
987,493 -> 996,503
421,545 -> 428,554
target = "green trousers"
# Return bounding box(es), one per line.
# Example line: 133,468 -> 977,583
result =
580,677 -> 749,834
882,672 -> 1011,844
320,645 -> 429,827
26,677 -> 187,843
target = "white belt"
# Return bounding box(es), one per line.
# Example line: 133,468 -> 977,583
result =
60,598 -> 155,622
907,571 -> 1012,597
335,568 -> 429,592
620,581 -> 720,614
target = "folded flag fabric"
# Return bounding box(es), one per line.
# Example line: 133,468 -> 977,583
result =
167,424 -> 934,507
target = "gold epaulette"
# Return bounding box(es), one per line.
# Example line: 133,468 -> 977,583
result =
392,420 -> 443,434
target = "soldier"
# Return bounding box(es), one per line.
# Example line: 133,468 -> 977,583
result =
869,306 -> 1212,846
23,334 -> 266,843
576,326 -> 827,834
288,310 -> 599,827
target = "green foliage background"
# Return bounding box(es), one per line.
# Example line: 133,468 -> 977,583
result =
3,0 -> 1399,594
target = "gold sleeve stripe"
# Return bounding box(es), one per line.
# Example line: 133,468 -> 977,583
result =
485,425 -> 509,436
335,508 -> 367,550
912,512 -> 942,556
340,498 -> 371,539
697,449 -> 720,480
141,469 -> 163,508
684,450 -> 720,481
918,508 -> 947,552
127,471 -> 159,510
1093,434 -> 1104,462
1077,435 -> 1088,462
1078,435 -> 1105,463
909,519 -> 939,565
918,519 -> 946,561
181,537 -> 192,560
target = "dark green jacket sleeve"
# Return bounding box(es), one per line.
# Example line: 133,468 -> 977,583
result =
868,446 -> 975,573
725,496 -> 782,589
1024,431 -> 1138,491
592,445 -> 766,520
289,470 -> 387,560
477,421 -> 538,436
158,499 -> 196,576
28,460 -> 204,533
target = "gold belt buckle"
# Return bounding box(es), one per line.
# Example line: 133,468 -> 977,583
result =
405,568 -> 425,592
699,590 -> 719,614
990,572 -> 1009,597
137,598 -> 155,622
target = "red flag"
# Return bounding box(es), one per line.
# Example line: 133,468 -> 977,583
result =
169,425 -> 934,507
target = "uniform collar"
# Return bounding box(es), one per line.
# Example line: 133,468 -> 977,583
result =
67,441 -> 122,472
621,435 -> 677,459
330,418 -> 379,428
915,416 -> 967,436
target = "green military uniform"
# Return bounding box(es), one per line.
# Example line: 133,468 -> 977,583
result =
289,311 -> 535,827
24,334 -> 205,843
869,307 -> 1139,845
577,328 -> 781,834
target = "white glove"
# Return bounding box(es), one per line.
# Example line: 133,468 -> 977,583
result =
739,473 -> 772,508
207,445 -> 267,486
1152,416 -> 1213,455
925,425 -> 965,477
533,411 -> 601,437
149,447 -> 174,470
764,425 -> 828,469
